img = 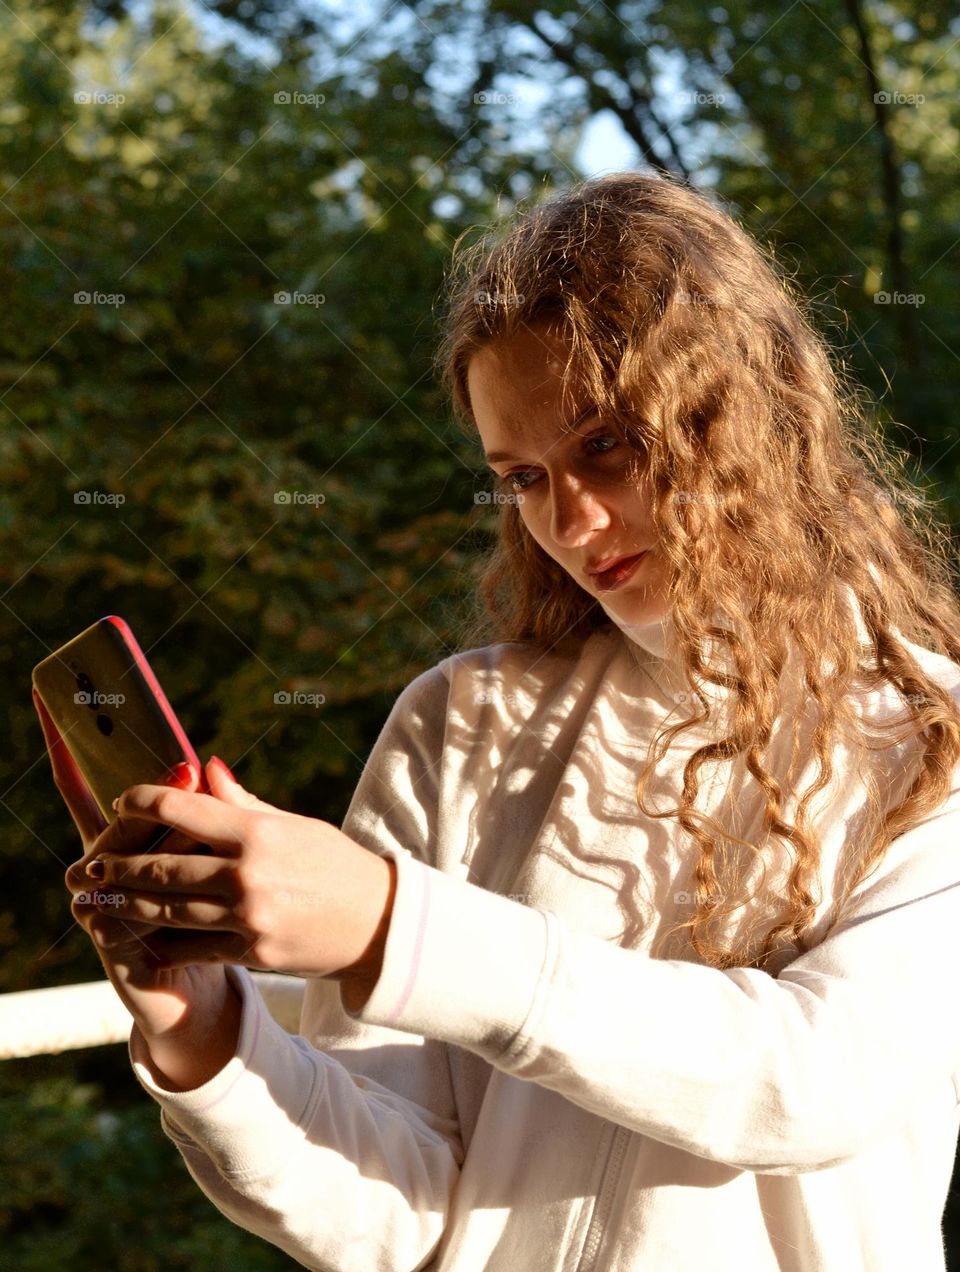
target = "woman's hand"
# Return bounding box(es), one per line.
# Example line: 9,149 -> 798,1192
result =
33,687 -> 241,1089
77,771 -> 397,991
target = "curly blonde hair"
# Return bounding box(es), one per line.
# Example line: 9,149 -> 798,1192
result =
434,170 -> 960,972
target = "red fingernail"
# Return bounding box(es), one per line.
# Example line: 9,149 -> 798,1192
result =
210,755 -> 237,782
166,761 -> 195,786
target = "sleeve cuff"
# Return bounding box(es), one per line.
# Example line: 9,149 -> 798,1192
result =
129,964 -> 323,1177
343,843 -> 557,1062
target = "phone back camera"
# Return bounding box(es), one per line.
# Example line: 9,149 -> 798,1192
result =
76,672 -> 98,709
96,713 -> 113,737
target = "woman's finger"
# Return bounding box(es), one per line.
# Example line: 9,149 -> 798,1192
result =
86,921 -> 172,973
145,928 -> 253,968
88,811 -> 189,860
136,758 -> 252,857
138,756 -> 274,857
81,850 -> 235,898
144,826 -> 213,856
83,889 -> 242,931
90,773 -> 228,861
66,857 -> 96,893
204,757 -> 277,811
138,762 -> 207,853
71,899 -> 156,949
111,783 -> 249,851
33,688 -> 107,846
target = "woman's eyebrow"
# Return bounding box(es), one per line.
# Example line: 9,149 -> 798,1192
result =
483,404 -> 598,464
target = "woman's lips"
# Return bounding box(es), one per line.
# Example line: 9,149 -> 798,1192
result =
591,551 -> 648,591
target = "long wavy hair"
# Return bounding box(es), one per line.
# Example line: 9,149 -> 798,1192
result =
434,170 -> 960,972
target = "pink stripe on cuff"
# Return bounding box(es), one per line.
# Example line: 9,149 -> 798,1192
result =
385,857 -> 431,1023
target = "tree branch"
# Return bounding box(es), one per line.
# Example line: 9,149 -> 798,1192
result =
842,0 -> 921,372
528,20 -> 690,180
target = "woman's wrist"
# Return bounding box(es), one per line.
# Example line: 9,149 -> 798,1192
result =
338,855 -> 397,1010
141,971 -> 244,1092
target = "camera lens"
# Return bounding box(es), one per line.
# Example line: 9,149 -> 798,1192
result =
76,672 -> 97,709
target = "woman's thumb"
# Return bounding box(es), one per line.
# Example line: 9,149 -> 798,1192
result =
208,755 -> 238,784
205,756 -> 272,810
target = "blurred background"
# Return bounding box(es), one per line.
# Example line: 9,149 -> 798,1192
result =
2,0 -> 959,1265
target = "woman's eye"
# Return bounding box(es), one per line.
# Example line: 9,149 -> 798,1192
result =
586,435 -> 618,454
501,470 -> 539,492
493,436 -> 620,493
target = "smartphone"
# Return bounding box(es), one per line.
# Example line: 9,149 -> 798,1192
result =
32,615 -> 209,824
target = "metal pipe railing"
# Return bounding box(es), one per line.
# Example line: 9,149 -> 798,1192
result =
0,973 -> 307,1059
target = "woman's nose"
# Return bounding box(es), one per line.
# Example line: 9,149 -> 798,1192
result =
549,473 -> 611,547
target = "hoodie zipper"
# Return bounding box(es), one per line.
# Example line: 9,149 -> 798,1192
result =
575,1124 -> 630,1272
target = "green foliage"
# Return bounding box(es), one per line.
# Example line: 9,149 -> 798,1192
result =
1,5 -> 515,1262
411,0 -> 960,512
0,1061 -> 291,1268
0,0 -> 505,993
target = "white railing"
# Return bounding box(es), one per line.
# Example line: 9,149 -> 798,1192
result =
0,974 -> 306,1059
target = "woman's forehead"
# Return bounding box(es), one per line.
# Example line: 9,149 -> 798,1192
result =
470,367 -> 584,441
468,327 -> 582,410
480,321 -> 570,369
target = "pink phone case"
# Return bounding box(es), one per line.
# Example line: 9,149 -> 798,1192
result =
32,615 -> 210,822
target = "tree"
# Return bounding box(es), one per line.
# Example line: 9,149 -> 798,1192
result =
0,4 -> 544,1264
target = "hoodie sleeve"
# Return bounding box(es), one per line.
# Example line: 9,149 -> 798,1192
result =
348,750 -> 960,1175
128,663 -> 463,1272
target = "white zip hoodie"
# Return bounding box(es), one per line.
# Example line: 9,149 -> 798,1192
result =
130,598 -> 960,1271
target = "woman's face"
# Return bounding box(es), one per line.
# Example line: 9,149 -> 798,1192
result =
467,322 -> 672,634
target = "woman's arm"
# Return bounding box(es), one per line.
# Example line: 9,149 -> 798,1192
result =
129,956 -> 462,1272
121,664 -> 464,1271
136,850 -> 397,1090
345,759 -> 960,1174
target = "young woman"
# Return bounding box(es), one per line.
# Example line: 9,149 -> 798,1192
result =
37,171 -> 960,1270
